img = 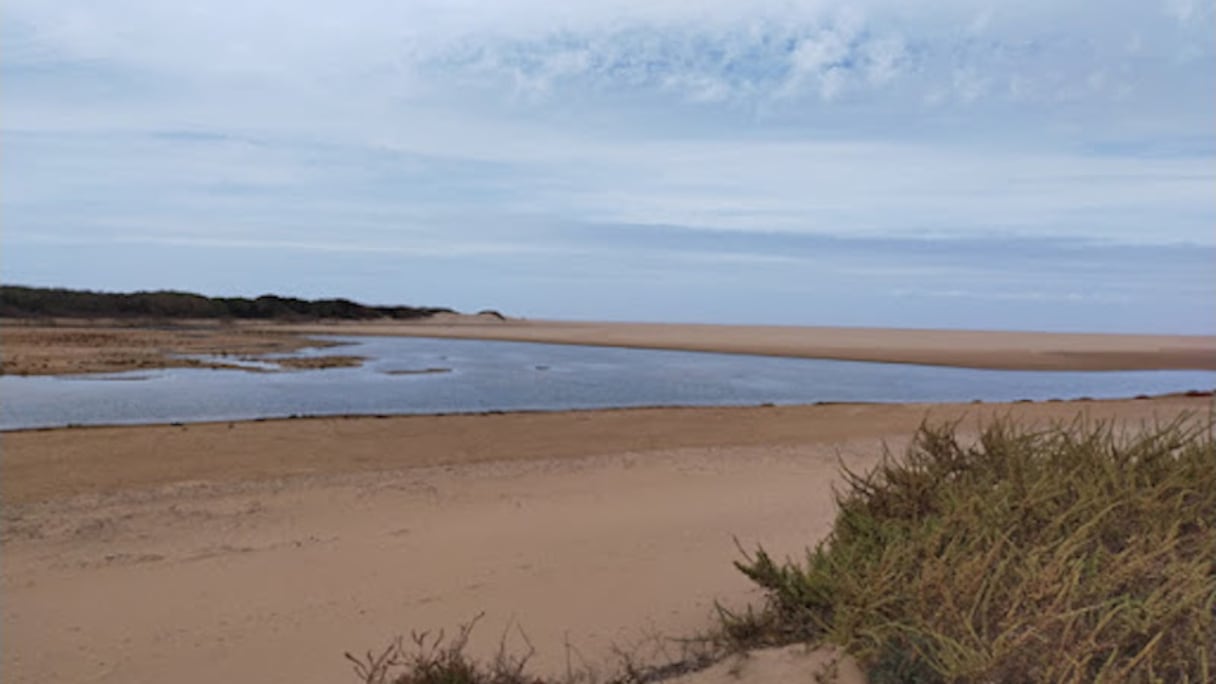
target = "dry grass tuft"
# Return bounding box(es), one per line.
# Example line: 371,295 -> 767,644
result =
728,417 -> 1216,683
345,614 -> 719,684
346,614 -> 548,684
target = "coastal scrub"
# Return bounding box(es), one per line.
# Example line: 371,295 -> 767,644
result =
730,418 -> 1216,683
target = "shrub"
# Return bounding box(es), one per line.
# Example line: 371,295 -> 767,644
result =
0,285 -> 453,320
346,615 -> 549,684
730,418 -> 1216,683
346,616 -> 722,684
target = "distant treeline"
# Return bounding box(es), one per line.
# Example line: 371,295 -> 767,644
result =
0,285 -> 454,321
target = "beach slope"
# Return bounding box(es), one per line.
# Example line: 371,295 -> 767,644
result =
3,396 -> 1209,683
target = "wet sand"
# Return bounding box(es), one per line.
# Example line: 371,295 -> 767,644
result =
3,395 -> 1209,684
0,321 -> 337,376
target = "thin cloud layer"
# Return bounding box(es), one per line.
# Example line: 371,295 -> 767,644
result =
2,0 -> 1213,331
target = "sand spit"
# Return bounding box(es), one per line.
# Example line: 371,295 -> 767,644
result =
276,318 -> 1216,371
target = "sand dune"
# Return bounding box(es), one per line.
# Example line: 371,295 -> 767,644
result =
3,396 -> 1208,683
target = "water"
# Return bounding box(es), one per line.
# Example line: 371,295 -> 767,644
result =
2,336 -> 1212,430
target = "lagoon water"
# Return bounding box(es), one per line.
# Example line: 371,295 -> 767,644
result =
2,336 -> 1213,430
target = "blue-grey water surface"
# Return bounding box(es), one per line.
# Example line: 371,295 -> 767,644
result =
2,336 -> 1213,430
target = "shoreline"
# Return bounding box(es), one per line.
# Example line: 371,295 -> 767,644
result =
5,394 -> 1210,505
3,318 -> 1215,375
3,390 -> 1212,436
0,320 -> 335,376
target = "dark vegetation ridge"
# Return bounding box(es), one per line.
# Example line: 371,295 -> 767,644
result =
0,285 -> 454,321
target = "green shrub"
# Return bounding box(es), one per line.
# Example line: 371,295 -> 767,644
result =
0,285 -> 453,320
730,418 -> 1216,683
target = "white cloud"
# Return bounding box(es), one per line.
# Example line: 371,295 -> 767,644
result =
10,0 -> 1207,109
861,36 -> 907,85
950,67 -> 991,103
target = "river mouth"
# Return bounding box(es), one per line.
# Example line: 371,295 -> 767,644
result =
3,336 -> 1214,430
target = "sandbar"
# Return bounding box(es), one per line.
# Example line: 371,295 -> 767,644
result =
278,318 -> 1216,371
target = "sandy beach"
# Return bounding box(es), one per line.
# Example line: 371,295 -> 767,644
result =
277,318 -> 1216,371
3,395 -> 1209,683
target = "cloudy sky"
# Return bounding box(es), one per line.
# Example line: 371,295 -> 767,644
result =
3,0 -> 1213,332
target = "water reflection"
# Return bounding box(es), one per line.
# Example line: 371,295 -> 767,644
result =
3,336 -> 1213,430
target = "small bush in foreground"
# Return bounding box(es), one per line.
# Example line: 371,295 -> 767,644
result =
729,418 -> 1216,683
346,614 -> 719,684
346,615 -> 547,684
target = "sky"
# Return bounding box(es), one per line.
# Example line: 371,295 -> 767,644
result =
2,0 -> 1214,333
